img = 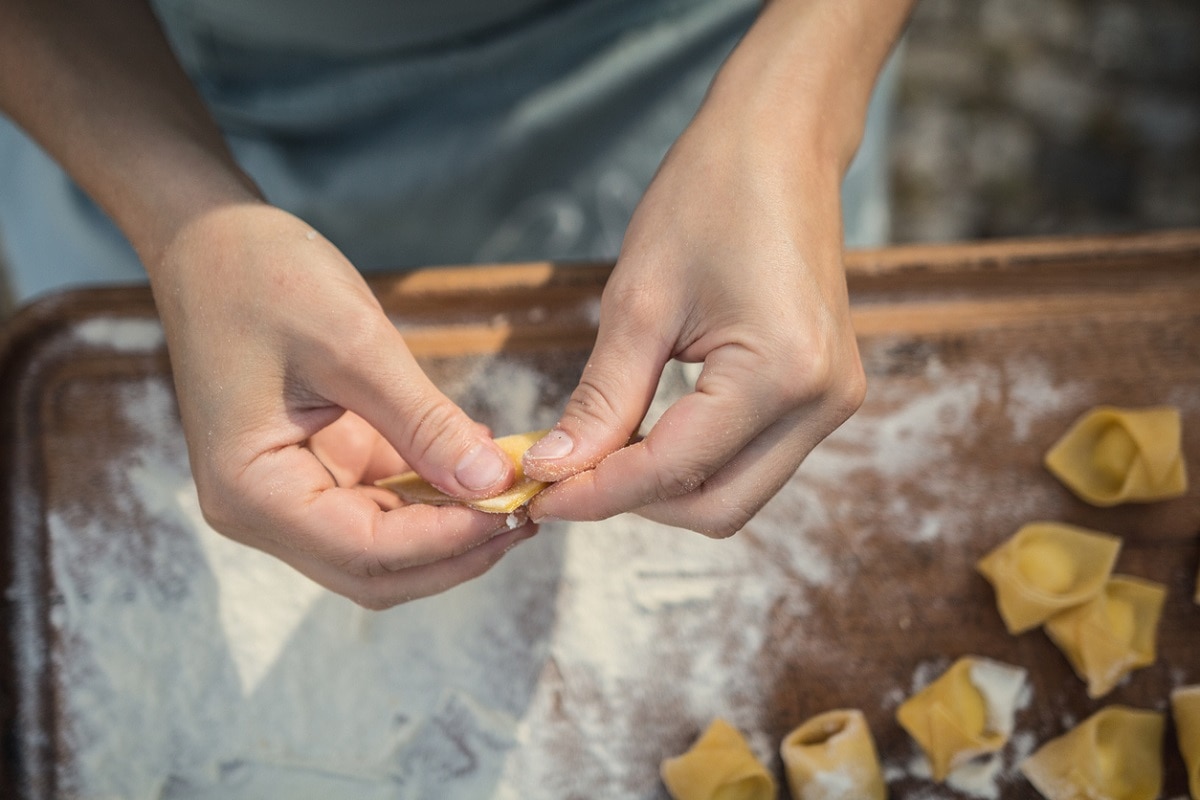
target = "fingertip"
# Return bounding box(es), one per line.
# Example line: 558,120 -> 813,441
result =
522,428 -> 581,482
453,439 -> 515,494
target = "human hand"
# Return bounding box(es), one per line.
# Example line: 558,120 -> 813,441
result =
523,88 -> 866,536
152,204 -> 536,608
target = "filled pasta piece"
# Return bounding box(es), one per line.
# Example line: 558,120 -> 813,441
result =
1020,706 -> 1163,800
896,656 -> 1027,782
1044,405 -> 1187,506
660,719 -> 776,800
977,522 -> 1121,634
1043,575 -> 1166,698
1172,685 -> 1200,800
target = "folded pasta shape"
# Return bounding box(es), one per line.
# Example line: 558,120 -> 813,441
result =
1020,706 -> 1163,800
976,522 -> 1121,634
896,657 -> 1027,782
375,430 -> 550,513
660,719 -> 776,800
1044,405 -> 1187,506
1043,575 -> 1166,698
1172,685 -> 1200,800
780,709 -> 885,800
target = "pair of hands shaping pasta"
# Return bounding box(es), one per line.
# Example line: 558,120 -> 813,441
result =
0,0 -> 912,608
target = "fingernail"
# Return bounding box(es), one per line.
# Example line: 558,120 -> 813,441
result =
526,429 -> 574,460
455,443 -> 508,491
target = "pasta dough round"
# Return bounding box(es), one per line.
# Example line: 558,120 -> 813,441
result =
375,430 -> 551,513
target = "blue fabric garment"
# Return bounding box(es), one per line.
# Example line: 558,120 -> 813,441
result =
0,0 -> 897,305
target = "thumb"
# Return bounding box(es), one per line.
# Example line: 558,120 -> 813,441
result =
323,328 -> 514,499
523,311 -> 666,482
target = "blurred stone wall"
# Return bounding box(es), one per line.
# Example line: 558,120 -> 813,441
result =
890,0 -> 1200,243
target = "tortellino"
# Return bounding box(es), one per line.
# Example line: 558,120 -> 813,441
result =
1044,405 -> 1187,506
1020,706 -> 1163,800
896,656 -> 1027,782
976,522 -> 1121,634
1172,686 -> 1200,800
780,709 -> 886,800
660,719 -> 776,800
1043,575 -> 1166,698
375,430 -> 550,513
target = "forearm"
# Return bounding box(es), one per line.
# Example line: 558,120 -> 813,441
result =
706,0 -> 914,176
0,0 -> 261,269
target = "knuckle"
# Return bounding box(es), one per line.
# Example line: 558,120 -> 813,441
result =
402,397 -> 468,464
652,462 -> 711,502
564,374 -> 625,429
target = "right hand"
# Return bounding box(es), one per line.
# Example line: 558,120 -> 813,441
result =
151,202 -> 537,608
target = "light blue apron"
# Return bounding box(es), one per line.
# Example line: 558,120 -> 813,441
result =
0,0 -> 898,304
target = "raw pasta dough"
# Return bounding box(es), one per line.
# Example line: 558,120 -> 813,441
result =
660,719 -> 776,800
780,709 -> 886,800
896,656 -> 1026,782
375,430 -> 550,513
1043,575 -> 1166,698
976,522 -> 1121,634
1020,706 -> 1163,800
1172,685 -> 1200,800
1044,405 -> 1187,506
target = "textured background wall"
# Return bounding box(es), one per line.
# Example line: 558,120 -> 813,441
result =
890,0 -> 1200,243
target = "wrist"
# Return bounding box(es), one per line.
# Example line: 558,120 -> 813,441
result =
705,0 -> 911,174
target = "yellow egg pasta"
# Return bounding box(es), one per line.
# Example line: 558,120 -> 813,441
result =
780,709 -> 885,800
1172,686 -> 1200,800
1020,706 -> 1163,800
1043,575 -> 1166,698
1044,405 -> 1187,506
375,430 -> 550,513
976,522 -> 1121,634
896,656 -> 1027,782
660,719 -> 776,800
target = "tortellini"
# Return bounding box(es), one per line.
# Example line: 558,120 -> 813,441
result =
1044,405 -> 1187,506
896,656 -> 1027,782
660,719 -> 776,800
375,430 -> 550,513
1020,706 -> 1163,800
976,522 -> 1121,634
1172,686 -> 1200,800
780,709 -> 886,800
1043,575 -> 1166,698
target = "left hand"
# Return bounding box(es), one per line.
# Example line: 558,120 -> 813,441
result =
523,96 -> 866,536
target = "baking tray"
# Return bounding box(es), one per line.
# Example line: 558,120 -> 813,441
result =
2,232 -> 1199,798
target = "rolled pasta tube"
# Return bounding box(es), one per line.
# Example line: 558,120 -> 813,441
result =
780,709 -> 886,800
